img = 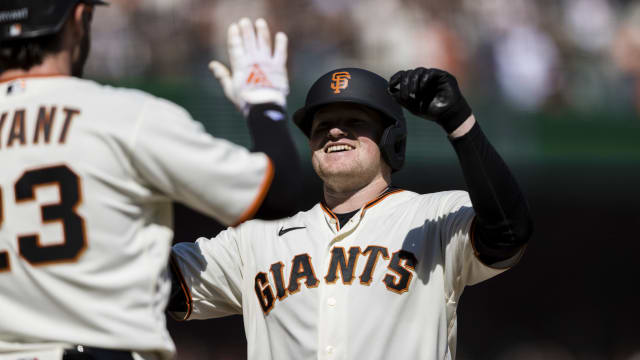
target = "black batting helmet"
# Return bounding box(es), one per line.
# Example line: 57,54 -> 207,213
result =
0,0 -> 108,42
293,67 -> 407,171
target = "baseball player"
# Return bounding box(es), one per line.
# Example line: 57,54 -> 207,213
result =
169,66 -> 533,359
0,0 -> 300,359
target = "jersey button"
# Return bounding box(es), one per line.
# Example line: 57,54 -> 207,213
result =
326,345 -> 334,354
327,297 -> 336,307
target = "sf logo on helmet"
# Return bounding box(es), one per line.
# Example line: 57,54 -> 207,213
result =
330,71 -> 351,94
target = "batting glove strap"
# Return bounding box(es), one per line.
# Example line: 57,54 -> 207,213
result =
438,96 -> 471,134
241,87 -> 287,114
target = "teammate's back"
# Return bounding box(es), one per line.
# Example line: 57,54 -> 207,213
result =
1,77 -> 202,355
0,1 -> 301,359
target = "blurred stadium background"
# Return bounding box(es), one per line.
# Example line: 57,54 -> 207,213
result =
85,0 -> 640,359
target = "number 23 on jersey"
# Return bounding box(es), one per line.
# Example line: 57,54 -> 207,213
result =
0,164 -> 86,272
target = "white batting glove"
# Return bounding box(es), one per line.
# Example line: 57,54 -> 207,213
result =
210,18 -> 289,115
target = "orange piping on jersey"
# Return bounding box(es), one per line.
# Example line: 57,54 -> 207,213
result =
362,188 -> 404,213
320,188 -> 404,230
320,202 -> 340,231
169,255 -> 193,321
0,73 -> 67,84
232,156 -> 275,226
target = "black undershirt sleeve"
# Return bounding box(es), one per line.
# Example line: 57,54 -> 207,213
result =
449,121 -> 533,265
245,103 -> 303,220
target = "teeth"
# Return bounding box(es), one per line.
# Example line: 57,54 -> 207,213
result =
327,145 -> 354,153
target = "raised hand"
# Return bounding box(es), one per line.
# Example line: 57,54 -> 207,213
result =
389,67 -> 471,134
210,18 -> 289,114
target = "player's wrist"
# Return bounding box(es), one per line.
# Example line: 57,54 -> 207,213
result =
243,89 -> 287,107
448,114 -> 476,139
247,102 -> 287,120
436,96 -> 472,134
241,91 -> 286,117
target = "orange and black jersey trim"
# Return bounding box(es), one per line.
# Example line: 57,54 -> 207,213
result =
167,255 -> 192,321
320,186 -> 404,230
361,186 -> 404,213
0,73 -> 67,84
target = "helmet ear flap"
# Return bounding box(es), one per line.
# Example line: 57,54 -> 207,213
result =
379,122 -> 407,172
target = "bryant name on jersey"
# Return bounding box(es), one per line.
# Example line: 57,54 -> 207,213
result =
1,106 -> 80,148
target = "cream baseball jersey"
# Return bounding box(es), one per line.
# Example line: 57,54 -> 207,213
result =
0,76 -> 272,359
172,189 -> 523,360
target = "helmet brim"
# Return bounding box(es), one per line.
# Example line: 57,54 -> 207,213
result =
293,98 -> 399,138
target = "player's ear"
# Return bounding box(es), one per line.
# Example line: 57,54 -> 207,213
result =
71,3 -> 92,37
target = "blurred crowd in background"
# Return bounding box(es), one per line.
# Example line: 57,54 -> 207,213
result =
85,0 -> 640,116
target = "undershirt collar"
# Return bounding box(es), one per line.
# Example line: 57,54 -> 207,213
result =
334,209 -> 360,228
332,186 -> 396,227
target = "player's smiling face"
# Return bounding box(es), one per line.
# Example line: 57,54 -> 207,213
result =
309,103 -> 389,192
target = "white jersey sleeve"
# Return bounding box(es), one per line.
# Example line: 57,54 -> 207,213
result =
436,191 -> 507,296
130,98 -> 272,226
171,227 -> 245,320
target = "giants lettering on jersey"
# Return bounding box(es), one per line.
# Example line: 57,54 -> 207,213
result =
0,106 -> 80,149
254,246 -> 418,314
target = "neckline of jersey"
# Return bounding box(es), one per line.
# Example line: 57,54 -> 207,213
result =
0,73 -> 68,84
320,186 -> 404,220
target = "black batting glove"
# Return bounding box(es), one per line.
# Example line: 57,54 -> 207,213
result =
388,67 -> 472,134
